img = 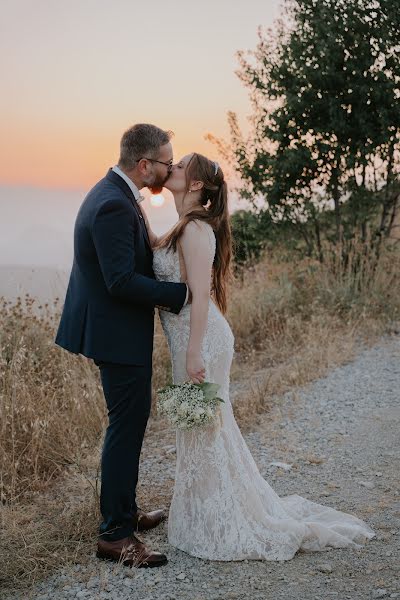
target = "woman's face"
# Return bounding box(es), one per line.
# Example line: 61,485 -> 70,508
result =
164,153 -> 194,194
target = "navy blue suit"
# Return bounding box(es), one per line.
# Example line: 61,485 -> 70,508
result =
56,168 -> 186,366
56,169 -> 187,540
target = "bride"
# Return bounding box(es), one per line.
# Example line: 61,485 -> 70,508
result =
141,152 -> 375,561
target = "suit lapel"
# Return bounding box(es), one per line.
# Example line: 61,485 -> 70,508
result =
106,169 -> 152,250
128,196 -> 152,250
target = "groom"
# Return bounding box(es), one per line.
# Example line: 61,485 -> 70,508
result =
56,124 -> 189,568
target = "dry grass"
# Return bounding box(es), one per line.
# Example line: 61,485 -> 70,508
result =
230,315 -> 360,428
1,244 -> 399,594
228,243 -> 399,427
0,468 -> 99,590
0,297 -> 104,505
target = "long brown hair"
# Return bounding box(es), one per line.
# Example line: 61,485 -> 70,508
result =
156,153 -> 233,314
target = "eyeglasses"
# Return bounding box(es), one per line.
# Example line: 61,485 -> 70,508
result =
137,157 -> 173,173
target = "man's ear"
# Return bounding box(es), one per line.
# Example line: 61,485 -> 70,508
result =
137,158 -> 151,176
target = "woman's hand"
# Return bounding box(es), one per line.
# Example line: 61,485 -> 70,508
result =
186,349 -> 206,384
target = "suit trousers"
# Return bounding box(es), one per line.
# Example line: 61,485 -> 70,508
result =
95,360 -> 152,541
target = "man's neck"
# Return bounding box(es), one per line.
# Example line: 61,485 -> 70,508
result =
117,164 -> 144,191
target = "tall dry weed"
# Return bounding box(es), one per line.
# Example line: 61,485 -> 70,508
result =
0,297 -> 105,504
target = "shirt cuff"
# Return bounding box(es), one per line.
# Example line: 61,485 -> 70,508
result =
183,283 -> 189,306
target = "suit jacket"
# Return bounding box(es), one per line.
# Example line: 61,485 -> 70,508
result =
55,168 -> 187,366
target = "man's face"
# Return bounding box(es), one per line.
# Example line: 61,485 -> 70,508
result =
146,142 -> 173,191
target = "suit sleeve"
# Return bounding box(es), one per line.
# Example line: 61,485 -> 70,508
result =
92,196 -> 187,313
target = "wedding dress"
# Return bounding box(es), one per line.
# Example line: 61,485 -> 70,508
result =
152,221 -> 375,561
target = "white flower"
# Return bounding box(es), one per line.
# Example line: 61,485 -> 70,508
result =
178,401 -> 190,416
156,381 -> 224,430
163,399 -> 174,411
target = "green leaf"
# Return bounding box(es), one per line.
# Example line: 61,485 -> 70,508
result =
196,382 -> 221,400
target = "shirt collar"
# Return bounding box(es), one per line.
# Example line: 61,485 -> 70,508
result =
112,165 -> 144,203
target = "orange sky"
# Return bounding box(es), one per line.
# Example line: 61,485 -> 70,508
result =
1,118 -> 228,190
0,0 -> 282,190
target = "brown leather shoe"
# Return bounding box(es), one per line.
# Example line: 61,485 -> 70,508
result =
96,534 -> 167,568
133,508 -> 167,532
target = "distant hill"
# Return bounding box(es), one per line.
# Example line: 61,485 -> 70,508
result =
0,225 -> 73,268
0,184 -> 177,270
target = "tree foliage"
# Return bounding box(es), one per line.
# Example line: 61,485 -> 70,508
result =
225,0 -> 400,263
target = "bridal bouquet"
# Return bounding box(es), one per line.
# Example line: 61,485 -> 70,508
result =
156,381 -> 224,430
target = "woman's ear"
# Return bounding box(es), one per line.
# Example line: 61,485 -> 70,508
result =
189,180 -> 204,192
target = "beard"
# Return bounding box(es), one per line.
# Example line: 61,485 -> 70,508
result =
146,170 -> 170,195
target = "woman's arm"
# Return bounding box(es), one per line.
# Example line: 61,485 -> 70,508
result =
180,220 -> 213,384
139,204 -> 159,248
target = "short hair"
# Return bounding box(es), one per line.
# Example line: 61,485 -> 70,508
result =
118,123 -> 173,169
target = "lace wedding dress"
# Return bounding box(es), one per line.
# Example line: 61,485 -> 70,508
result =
152,221 -> 375,561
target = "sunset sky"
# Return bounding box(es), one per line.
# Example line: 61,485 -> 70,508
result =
1,0 -> 282,190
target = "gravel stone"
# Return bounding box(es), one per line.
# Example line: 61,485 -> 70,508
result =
269,461 -> 293,471
358,480 -> 376,489
317,563 -> 333,574
372,590 -> 388,599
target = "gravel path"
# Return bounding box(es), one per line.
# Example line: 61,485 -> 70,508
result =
23,336 -> 400,599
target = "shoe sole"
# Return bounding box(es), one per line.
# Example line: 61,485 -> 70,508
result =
96,550 -> 168,568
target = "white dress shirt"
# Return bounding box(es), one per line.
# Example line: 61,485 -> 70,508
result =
111,165 -> 189,306
112,165 -> 144,202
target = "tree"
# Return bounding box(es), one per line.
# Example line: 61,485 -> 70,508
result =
223,0 -> 400,262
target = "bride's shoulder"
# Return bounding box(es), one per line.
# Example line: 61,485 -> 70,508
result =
181,220 -> 215,247
183,219 -> 214,236
180,220 -> 215,259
